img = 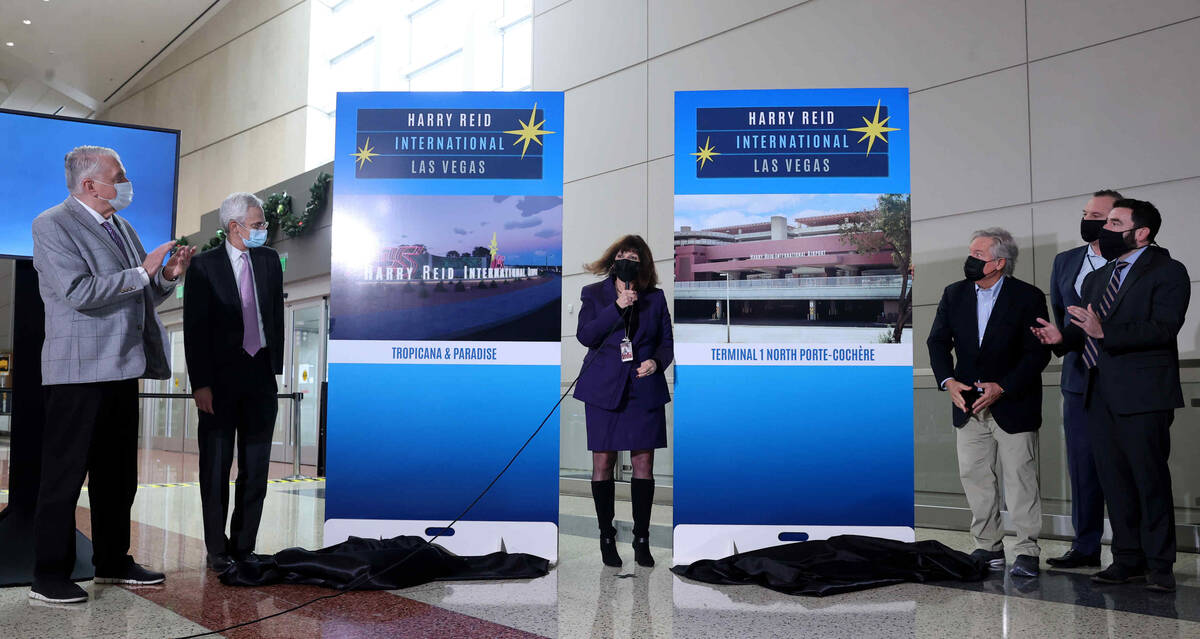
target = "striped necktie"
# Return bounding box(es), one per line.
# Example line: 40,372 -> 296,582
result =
239,253 -> 262,356
1082,261 -> 1129,369
100,220 -> 130,265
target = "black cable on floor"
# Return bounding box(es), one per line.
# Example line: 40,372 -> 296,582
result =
173,308 -> 630,639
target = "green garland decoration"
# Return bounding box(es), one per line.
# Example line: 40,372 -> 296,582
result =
177,172 -> 331,249
262,192 -> 292,230
202,229 -> 225,251
279,172 -> 331,238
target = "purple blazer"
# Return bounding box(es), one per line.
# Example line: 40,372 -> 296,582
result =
573,277 -> 674,410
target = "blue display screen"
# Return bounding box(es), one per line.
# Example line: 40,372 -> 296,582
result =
0,108 -> 179,258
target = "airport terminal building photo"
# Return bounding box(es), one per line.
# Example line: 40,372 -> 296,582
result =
674,211 -> 912,343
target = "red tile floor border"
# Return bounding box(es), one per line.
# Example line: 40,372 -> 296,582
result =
77,507 -> 549,638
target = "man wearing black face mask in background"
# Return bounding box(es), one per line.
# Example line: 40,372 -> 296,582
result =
1045,189 -> 1121,569
928,228 -> 1051,578
1033,199 -> 1190,592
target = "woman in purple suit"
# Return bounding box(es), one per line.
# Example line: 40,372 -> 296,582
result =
574,235 -> 673,568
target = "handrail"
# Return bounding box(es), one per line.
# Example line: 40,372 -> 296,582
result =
135,391 -> 308,480
137,392 -> 301,400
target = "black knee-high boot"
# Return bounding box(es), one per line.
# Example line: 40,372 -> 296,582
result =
591,479 -> 622,567
631,478 -> 655,567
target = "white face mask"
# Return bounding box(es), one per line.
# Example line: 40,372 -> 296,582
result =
94,180 -> 134,211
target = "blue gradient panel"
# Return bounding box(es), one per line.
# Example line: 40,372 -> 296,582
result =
0,109 -> 179,259
326,364 -> 560,523
675,88 -> 909,195
674,366 -> 914,527
335,92 -> 563,196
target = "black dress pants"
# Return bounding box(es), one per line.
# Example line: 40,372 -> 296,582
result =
1087,375 -> 1176,572
196,349 -> 278,557
34,379 -> 139,581
1062,389 -> 1105,555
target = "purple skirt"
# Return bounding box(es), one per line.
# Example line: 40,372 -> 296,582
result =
584,382 -> 668,452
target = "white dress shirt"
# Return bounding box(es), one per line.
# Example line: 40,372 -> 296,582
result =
225,241 -> 267,348
1074,244 -> 1106,296
74,196 -> 150,286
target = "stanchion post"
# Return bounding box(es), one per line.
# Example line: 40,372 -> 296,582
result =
284,392 -> 307,480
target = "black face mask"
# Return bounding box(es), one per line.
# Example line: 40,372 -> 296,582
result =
963,256 -> 993,282
1080,218 -> 1106,243
1097,227 -> 1138,261
612,258 -> 640,283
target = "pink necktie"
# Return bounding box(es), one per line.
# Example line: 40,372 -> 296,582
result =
239,253 -> 261,355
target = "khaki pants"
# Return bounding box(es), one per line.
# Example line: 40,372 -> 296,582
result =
956,409 -> 1042,557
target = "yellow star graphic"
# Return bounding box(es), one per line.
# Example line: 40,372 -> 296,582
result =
847,100 -> 900,156
504,103 -> 556,159
690,136 -> 721,170
350,137 -> 379,169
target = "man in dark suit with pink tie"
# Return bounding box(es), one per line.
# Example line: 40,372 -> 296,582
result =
183,192 -> 285,572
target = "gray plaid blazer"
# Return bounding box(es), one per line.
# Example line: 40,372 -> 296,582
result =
32,197 -> 175,385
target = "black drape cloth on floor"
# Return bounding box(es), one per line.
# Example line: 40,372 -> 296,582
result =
220,536 -> 550,590
671,535 -> 989,597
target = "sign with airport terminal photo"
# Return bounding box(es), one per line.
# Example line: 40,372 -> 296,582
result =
672,88 -> 914,565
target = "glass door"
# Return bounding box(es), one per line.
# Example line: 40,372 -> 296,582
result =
290,301 -> 325,466
144,329 -> 189,452
270,299 -> 327,466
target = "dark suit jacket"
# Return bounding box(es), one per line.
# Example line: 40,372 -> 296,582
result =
183,242 -> 285,391
1058,246 -> 1189,415
926,276 -> 1051,432
573,278 -> 673,411
1050,245 -> 1098,394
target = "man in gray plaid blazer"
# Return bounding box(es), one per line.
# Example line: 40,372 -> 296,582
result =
29,145 -> 196,604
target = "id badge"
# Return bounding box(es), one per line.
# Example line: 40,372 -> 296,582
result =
620,338 -> 634,362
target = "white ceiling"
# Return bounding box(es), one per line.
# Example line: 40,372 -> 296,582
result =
0,0 -> 226,118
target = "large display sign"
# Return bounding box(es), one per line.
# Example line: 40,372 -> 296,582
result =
326,92 -> 563,560
672,89 -> 914,565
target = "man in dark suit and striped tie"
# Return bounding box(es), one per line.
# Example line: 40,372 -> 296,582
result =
1033,199 -> 1190,593
1045,189 -> 1121,569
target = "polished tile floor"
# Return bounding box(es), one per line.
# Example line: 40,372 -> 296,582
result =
2,444 -> 1200,638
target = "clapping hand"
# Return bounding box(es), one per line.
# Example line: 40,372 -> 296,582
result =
141,241 -> 176,278
1030,317 -> 1062,345
1067,304 -> 1104,339
162,245 -> 197,281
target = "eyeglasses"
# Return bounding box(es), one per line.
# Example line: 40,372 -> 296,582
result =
238,220 -> 269,231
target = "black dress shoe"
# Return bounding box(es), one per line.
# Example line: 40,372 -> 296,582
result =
29,580 -> 88,604
970,548 -> 1005,571
1010,554 -> 1040,578
1047,550 -> 1101,568
1146,571 -> 1176,593
1091,563 -> 1147,584
94,560 -> 165,585
207,552 -> 235,572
